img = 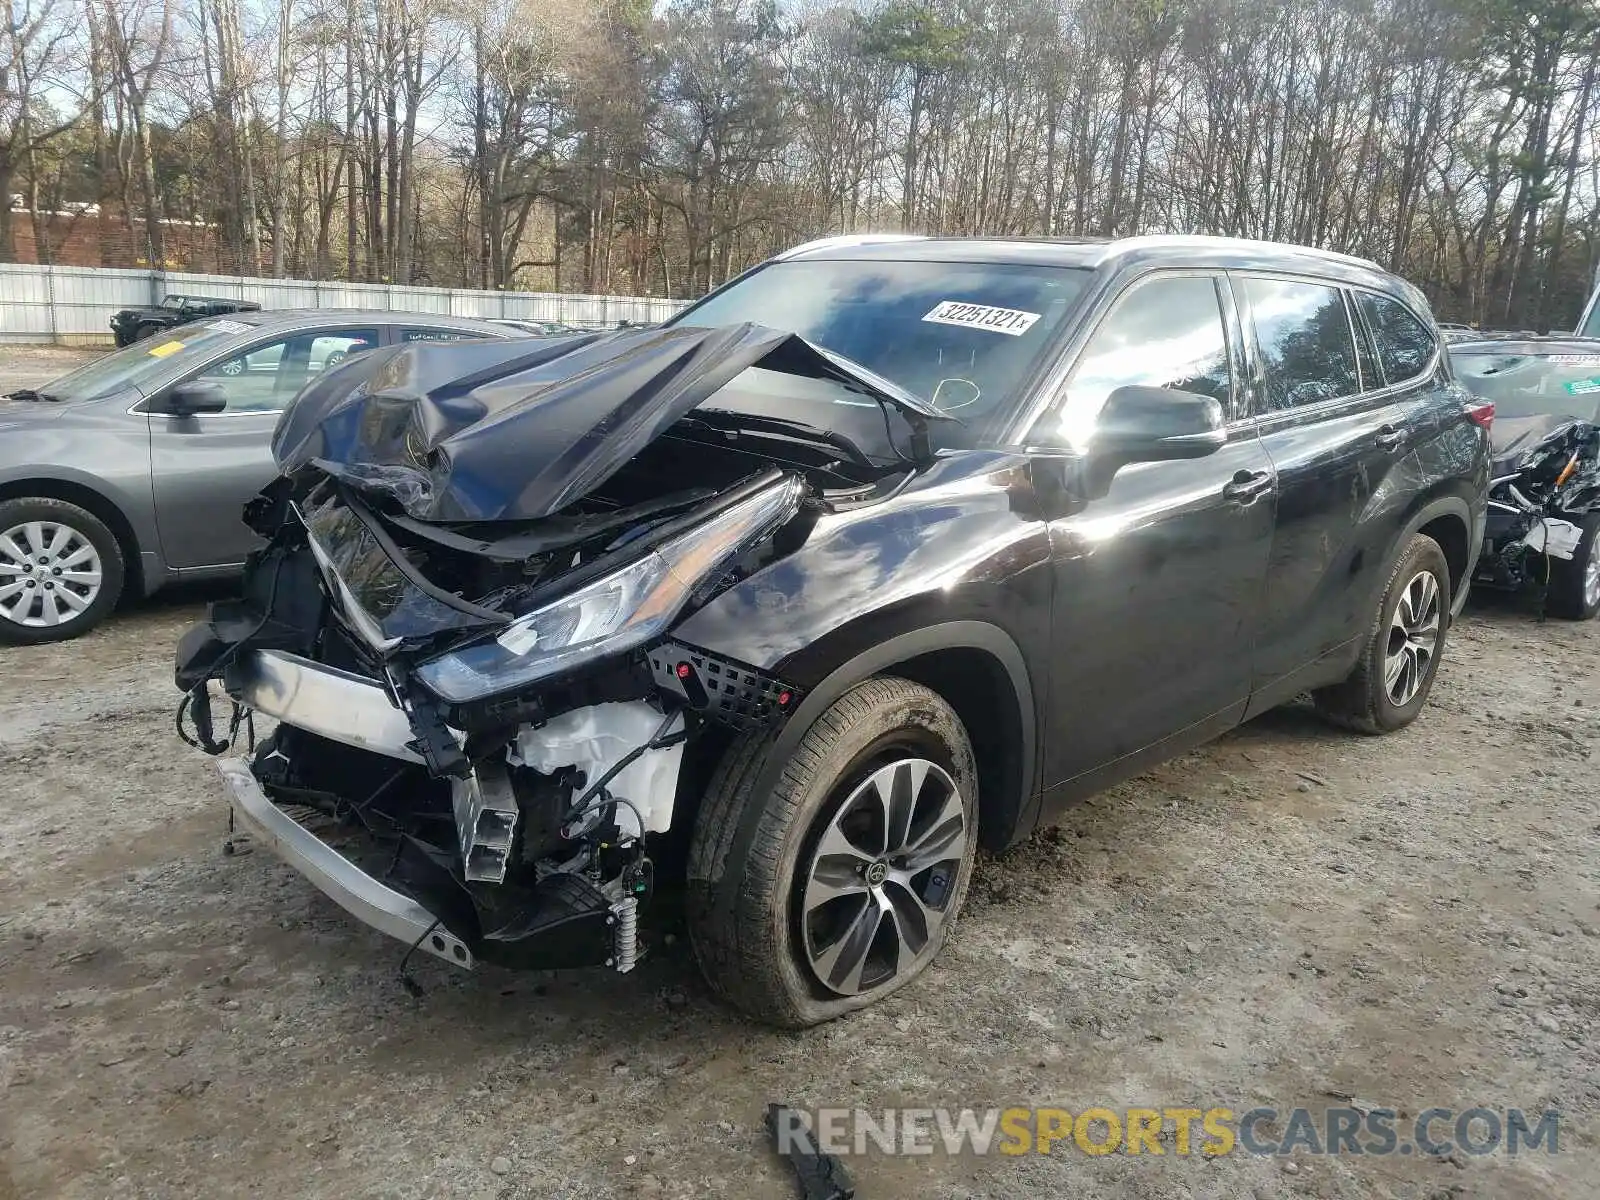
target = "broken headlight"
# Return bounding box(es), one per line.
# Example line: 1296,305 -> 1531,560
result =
413,476 -> 803,703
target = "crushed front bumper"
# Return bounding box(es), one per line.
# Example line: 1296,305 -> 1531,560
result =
217,756 -> 474,968
232,648 -> 423,763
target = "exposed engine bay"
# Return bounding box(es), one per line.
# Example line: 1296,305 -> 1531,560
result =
1476,414 -> 1600,598
174,323 -> 944,976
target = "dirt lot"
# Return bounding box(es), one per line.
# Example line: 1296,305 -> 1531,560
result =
1,349 -> 1597,1199
0,348 -> 101,391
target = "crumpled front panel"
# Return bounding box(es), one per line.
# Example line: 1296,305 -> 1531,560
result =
272,323 -> 930,523
301,494 -> 496,643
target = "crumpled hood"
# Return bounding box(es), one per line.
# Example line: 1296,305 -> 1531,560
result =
1490,414 -> 1592,478
272,322 -> 939,523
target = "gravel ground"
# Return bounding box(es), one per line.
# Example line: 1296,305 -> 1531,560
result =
1,348 -> 1597,1199
0,348 -> 101,392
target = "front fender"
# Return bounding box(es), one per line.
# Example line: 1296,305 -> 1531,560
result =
671,451 -> 1055,848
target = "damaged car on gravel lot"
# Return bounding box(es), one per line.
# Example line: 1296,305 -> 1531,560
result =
1452,336 -> 1600,619
175,234 -> 1489,1027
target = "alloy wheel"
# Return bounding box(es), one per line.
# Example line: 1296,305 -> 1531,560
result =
0,521 -> 104,629
1384,569 -> 1441,707
1584,548 -> 1600,612
800,757 -> 967,997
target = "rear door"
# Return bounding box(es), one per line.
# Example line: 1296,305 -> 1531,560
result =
1235,275 -> 1422,704
148,327 -> 379,568
1040,272 -> 1277,790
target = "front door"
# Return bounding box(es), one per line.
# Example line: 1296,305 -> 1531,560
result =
1231,276 -> 1424,702
1034,272 -> 1276,795
148,328 -> 379,568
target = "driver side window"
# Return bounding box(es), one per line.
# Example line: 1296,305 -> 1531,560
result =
1047,274 -> 1233,448
192,329 -> 378,413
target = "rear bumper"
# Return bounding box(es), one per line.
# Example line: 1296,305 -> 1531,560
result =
217,756 -> 473,968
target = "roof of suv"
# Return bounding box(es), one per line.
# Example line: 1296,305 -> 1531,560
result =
777,233 -> 1393,291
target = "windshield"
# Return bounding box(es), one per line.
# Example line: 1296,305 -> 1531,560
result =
672,258 -> 1089,444
160,295 -> 185,310
1452,348 -> 1600,423
1583,296 -> 1600,338
36,319 -> 261,402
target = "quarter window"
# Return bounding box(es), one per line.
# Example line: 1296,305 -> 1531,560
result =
1357,292 -> 1435,384
1051,274 -> 1233,447
1244,278 -> 1361,408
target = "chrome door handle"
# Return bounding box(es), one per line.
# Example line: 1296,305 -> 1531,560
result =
1223,470 -> 1273,503
1375,425 -> 1405,451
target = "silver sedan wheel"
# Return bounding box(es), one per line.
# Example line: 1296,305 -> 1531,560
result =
1584,547 -> 1600,612
1384,569 -> 1441,707
0,521 -> 104,629
800,757 -> 967,997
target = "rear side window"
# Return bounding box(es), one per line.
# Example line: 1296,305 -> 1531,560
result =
1243,278 -> 1361,409
1051,274 -> 1233,446
1357,292 -> 1435,384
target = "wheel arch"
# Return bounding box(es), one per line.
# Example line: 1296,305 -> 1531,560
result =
1396,490 -> 1476,612
688,620 -> 1038,866
0,478 -> 147,600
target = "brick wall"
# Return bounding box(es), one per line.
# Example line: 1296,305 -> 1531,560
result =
9,208 -> 222,271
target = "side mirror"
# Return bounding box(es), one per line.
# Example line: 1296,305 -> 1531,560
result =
1093,385 -> 1227,464
157,380 -> 228,417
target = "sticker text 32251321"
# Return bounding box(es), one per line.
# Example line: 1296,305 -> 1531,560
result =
922,301 -> 1042,337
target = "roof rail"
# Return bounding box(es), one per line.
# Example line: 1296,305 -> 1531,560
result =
1087,234 -> 1379,271
776,233 -> 928,260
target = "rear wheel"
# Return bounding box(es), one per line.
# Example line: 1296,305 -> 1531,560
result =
1544,513 -> 1600,620
686,677 -> 978,1027
0,498 -> 125,644
1314,533 -> 1451,734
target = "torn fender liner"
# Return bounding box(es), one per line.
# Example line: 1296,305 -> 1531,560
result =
272,322 -> 944,523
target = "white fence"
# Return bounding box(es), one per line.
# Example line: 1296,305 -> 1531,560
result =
0,263 -> 689,345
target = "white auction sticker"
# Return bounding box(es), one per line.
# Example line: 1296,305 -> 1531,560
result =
922,300 -> 1041,337
207,319 -> 252,335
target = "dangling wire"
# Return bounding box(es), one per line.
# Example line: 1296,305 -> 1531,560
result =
397,918 -> 441,999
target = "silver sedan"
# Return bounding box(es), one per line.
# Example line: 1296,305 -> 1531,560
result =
0,310 -> 512,643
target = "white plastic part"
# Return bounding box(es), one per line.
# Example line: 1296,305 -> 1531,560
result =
1522,516 -> 1582,561
510,702 -> 685,839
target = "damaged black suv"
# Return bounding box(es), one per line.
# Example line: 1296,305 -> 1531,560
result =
176,234 -> 1488,1027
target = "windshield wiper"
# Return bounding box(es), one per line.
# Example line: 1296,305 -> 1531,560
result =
4,388 -> 50,402
681,410 -> 886,472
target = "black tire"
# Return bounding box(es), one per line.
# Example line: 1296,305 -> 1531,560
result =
0,497 -> 126,645
1543,513 -> 1600,620
686,677 -> 979,1028
1314,533 -> 1451,734
133,322 -> 162,342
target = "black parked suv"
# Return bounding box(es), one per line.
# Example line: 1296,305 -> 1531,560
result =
176,234 -> 1488,1026
111,294 -> 263,345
